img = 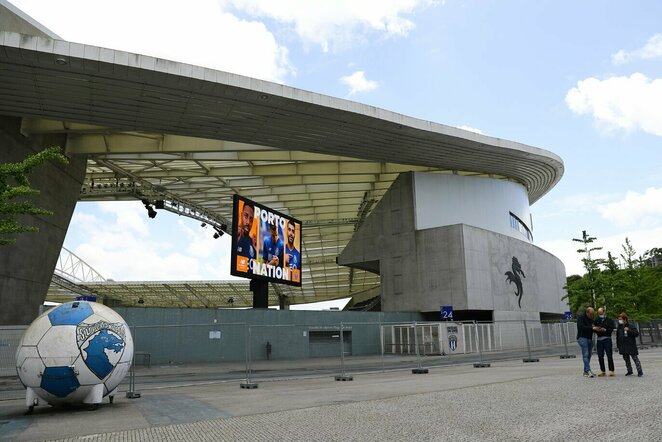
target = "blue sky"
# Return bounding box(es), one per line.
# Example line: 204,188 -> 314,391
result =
10,1 -> 662,296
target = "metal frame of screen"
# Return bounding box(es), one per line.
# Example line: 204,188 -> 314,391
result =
230,194 -> 303,287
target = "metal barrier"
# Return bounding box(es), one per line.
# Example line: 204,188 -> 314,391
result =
5,317 -> 649,400
0,326 -> 27,377
636,321 -> 662,347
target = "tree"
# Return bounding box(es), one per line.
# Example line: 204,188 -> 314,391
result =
0,147 -> 69,245
563,274 -> 592,314
565,233 -> 662,320
642,247 -> 662,268
571,230 -> 605,307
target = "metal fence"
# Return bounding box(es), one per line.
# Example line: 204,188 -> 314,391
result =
3,319 -> 661,399
0,326 -> 27,377
637,320 -> 662,347
382,320 -> 576,355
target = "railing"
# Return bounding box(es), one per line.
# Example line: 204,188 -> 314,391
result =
3,319 -> 661,400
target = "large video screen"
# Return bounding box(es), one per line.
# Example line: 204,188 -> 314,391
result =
230,194 -> 302,286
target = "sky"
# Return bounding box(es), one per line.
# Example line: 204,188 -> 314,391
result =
8,1 -> 662,306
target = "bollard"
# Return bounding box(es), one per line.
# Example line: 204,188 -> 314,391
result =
412,321 -> 428,374
379,315 -> 385,373
241,324 -> 258,389
473,322 -> 490,368
559,320 -> 576,359
126,325 -> 141,399
522,320 -> 539,363
335,322 -> 353,381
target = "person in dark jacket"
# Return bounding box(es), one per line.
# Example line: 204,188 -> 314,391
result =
593,307 -> 615,376
576,307 -> 600,377
616,312 -> 643,377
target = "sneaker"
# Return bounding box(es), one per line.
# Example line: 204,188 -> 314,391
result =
587,371 -> 596,378
608,371 -> 615,377
638,372 -> 644,377
583,371 -> 589,377
625,372 -> 633,376
597,371 -> 606,377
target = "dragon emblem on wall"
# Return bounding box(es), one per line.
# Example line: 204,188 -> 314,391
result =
505,256 -> 526,308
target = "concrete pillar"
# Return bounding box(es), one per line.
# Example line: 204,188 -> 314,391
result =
0,117 -> 86,325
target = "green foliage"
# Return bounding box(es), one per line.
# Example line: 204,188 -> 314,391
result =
563,274 -> 593,314
0,147 -> 69,245
571,230 -> 605,307
565,233 -> 662,320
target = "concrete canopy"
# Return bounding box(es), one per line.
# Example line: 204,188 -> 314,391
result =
0,31 -> 564,308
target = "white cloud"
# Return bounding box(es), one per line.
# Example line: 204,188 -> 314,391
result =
65,202 -> 238,281
457,125 -> 483,134
612,34 -> 662,65
340,71 -> 378,95
9,0 -> 295,82
535,192 -> 622,220
222,0 -> 433,52
565,73 -> 662,136
598,187 -> 662,228
538,188 -> 662,276
539,226 -> 662,276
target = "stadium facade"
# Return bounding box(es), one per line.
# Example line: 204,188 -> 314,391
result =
0,1 -> 566,325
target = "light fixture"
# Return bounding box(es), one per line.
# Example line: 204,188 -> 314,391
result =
200,222 -> 206,228
143,200 -> 157,219
137,297 -> 145,304
55,57 -> 68,65
213,226 -> 225,239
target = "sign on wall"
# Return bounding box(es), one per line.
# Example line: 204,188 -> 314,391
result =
440,305 -> 453,320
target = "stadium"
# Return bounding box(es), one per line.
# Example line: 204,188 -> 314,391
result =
1,1 -> 566,326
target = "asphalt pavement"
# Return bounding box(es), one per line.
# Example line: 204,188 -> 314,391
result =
1,347 -> 661,441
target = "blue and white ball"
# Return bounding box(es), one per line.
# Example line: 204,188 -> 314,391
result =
15,301 -> 133,407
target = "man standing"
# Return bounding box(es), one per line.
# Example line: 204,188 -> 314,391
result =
262,222 -> 284,268
593,307 -> 615,376
236,202 -> 256,273
284,220 -> 300,270
576,307 -> 600,377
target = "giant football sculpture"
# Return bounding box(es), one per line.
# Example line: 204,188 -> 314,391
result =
15,301 -> 133,412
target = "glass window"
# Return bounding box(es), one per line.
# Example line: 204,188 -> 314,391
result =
509,212 -> 533,241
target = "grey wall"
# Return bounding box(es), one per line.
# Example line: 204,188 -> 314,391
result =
113,307 -> 422,364
339,171 -> 568,319
414,225 -> 566,319
0,117 -> 87,325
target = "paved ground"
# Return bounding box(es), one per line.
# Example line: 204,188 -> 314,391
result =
1,347 -> 661,441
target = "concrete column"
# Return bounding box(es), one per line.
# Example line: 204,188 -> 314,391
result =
0,117 -> 86,325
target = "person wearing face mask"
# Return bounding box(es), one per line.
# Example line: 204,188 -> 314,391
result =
593,307 -> 615,376
616,313 -> 644,377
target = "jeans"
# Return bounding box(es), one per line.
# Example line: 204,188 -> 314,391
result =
577,337 -> 593,373
596,338 -> 614,372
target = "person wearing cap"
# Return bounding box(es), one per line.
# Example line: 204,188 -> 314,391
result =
593,307 -> 615,376
616,312 -> 644,377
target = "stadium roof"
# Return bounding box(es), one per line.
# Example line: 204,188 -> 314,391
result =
0,31 -> 564,308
